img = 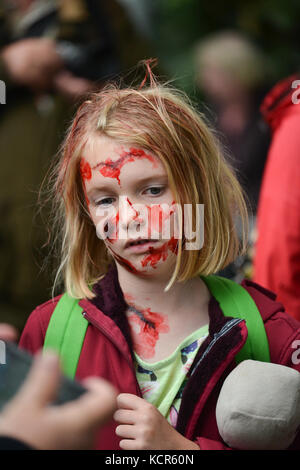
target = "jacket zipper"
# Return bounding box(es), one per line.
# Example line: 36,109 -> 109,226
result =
189,317 -> 244,377
82,310 -> 143,397
177,317 -> 245,438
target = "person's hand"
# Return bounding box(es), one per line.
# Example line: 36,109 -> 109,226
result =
0,351 -> 117,449
0,324 -> 18,343
53,69 -> 96,102
114,393 -> 199,450
1,38 -> 63,90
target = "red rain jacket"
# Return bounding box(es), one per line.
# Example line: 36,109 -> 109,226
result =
254,74 -> 300,321
19,264 -> 300,450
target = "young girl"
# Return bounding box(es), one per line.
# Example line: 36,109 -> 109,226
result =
19,71 -> 300,450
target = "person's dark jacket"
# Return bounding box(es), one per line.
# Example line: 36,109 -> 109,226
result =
0,436 -> 33,450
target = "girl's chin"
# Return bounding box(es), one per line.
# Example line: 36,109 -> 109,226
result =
114,252 -> 177,276
106,238 -> 178,273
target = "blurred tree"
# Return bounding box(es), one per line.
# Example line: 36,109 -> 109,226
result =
150,0 -> 300,95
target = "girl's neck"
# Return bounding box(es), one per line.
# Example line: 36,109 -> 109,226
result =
116,263 -> 210,317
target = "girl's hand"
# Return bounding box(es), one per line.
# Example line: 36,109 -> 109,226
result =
114,393 -> 199,450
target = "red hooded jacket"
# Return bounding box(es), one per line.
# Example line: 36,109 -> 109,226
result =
19,264 -> 300,450
254,74 -> 300,321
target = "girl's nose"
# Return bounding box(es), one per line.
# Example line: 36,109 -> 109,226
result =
119,197 -> 145,230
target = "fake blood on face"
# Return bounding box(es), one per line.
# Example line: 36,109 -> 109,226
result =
104,198 -> 139,245
105,211 -> 119,244
92,148 -> 158,186
80,158 -> 92,180
141,201 -> 178,267
126,197 -> 140,221
80,158 -> 92,206
146,200 -> 176,235
141,236 -> 178,269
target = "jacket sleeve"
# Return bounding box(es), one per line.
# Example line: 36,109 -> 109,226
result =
271,312 -> 300,450
254,112 -> 300,322
193,294 -> 300,451
195,437 -> 232,450
18,308 -> 46,355
18,300 -> 58,355
264,309 -> 300,374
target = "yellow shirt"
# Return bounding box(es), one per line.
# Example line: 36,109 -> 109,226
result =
134,324 -> 209,427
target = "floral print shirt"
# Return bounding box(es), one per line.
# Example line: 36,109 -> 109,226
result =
134,324 -> 209,428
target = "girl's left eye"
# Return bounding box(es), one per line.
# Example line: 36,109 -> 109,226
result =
144,186 -> 165,196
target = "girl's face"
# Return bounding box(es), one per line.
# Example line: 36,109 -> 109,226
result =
81,135 -> 179,276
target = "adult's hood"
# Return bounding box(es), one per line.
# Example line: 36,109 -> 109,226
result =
260,73 -> 300,132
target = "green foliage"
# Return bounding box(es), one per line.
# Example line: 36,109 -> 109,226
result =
152,0 -> 300,95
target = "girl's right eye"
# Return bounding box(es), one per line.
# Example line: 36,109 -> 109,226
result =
94,197 -> 115,206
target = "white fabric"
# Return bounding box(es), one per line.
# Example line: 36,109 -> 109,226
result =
216,360 -> 300,450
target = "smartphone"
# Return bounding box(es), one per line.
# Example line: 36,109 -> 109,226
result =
0,341 -> 87,412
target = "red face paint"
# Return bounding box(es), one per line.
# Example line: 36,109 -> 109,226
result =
80,158 -> 92,180
127,303 -> 169,359
128,148 -> 158,168
141,236 -> 178,269
80,158 -> 92,207
146,200 -> 176,235
106,211 -> 119,244
126,197 -> 140,221
96,156 -> 132,185
92,148 -> 158,186
107,207 -> 178,271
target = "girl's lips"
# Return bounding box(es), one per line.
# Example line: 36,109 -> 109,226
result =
125,240 -> 158,253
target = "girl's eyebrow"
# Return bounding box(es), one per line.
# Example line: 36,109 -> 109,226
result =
133,174 -> 168,185
87,174 -> 168,195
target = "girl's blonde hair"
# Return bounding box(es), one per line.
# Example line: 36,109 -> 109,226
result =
46,76 -> 248,299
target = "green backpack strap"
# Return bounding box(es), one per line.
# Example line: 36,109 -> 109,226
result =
43,293 -> 88,378
201,275 -> 270,364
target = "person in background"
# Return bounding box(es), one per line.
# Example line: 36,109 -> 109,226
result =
253,74 -> 300,322
194,30 -> 270,214
0,0 -> 121,332
194,31 -> 271,281
0,323 -> 117,450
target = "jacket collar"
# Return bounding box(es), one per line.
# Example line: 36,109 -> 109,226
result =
90,262 -> 133,350
78,263 -> 134,362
